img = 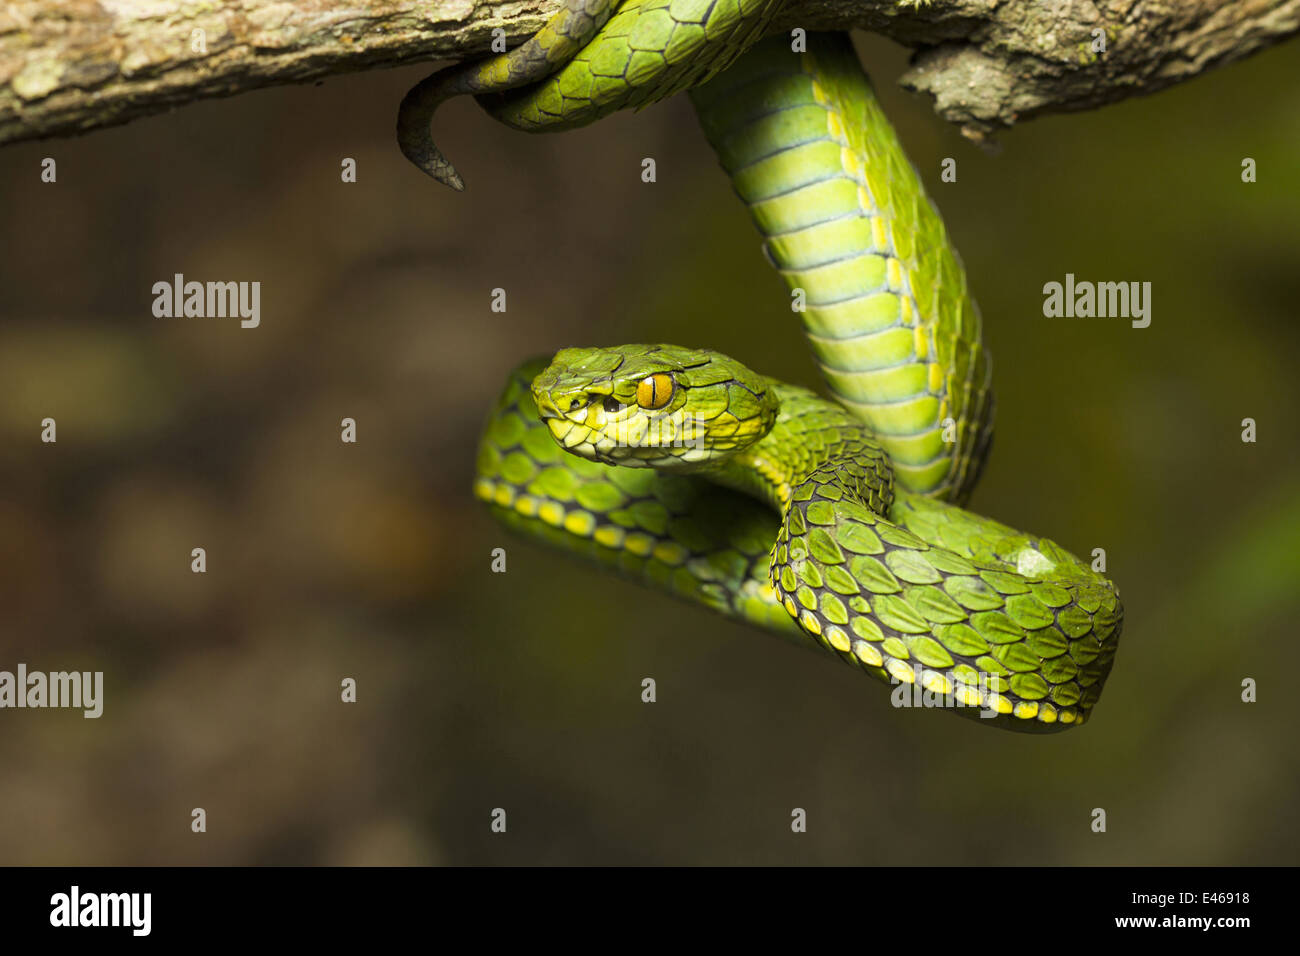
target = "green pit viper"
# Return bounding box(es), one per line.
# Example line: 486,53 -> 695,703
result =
397,0 -> 1123,730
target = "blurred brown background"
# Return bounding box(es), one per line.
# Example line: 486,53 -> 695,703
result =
0,32 -> 1297,865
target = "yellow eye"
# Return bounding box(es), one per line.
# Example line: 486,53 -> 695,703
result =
636,373 -> 674,410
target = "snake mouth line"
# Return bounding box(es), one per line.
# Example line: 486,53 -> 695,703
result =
542,415 -> 713,467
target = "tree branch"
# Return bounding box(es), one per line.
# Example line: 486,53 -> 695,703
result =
2,0 -> 1296,149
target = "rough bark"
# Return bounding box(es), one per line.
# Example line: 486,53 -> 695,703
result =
2,0 -> 1296,148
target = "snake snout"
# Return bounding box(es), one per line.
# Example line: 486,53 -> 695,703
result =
531,386 -> 588,423
532,390 -> 561,421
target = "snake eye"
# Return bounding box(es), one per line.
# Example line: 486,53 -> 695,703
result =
636,373 -> 674,410
602,396 -> 622,414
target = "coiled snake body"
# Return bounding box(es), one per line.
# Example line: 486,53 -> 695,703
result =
399,0 -> 1123,730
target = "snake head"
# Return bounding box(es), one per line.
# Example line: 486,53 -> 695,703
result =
531,344 -> 779,469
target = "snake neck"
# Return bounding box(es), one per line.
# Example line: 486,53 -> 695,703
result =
705,382 -> 894,518
690,32 -> 995,505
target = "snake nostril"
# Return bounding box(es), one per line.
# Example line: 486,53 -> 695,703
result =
569,397 -> 583,411
533,392 -> 562,421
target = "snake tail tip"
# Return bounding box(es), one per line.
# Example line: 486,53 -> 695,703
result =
398,148 -> 465,190
420,154 -> 465,191
427,168 -> 465,191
